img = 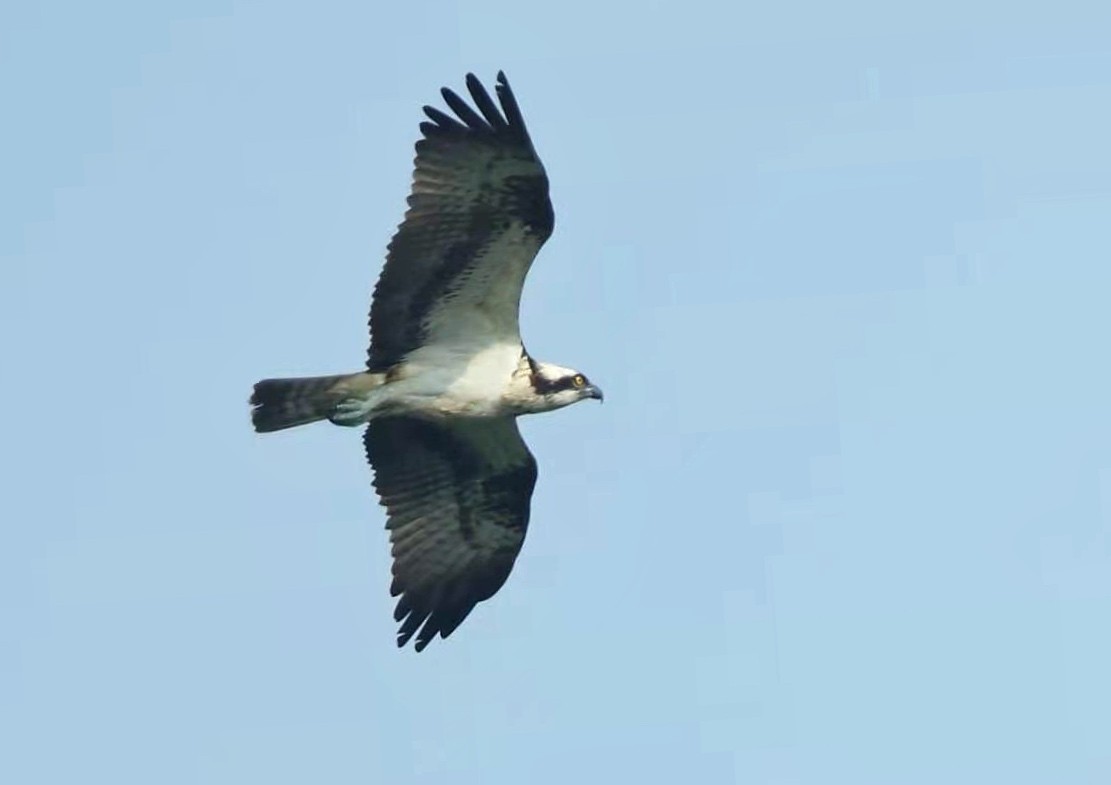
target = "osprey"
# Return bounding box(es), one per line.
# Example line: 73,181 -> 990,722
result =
249,72 -> 602,652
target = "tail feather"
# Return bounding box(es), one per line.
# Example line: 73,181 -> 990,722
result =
249,373 -> 358,433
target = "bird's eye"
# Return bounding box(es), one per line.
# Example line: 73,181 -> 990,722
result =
572,375 -> 585,387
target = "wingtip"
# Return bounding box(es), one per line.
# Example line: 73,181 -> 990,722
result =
397,629 -> 429,652
439,86 -> 455,104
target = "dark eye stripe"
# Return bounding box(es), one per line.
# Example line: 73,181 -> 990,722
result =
530,373 -> 585,395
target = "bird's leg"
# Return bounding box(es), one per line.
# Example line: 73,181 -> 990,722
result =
329,396 -> 378,426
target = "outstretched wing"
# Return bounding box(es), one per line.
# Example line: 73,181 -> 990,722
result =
367,71 -> 554,372
363,416 -> 539,651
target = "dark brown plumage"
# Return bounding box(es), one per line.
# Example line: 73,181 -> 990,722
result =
364,416 -> 538,651
366,71 -> 554,372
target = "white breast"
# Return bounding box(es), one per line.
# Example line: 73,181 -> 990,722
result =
385,340 -> 524,418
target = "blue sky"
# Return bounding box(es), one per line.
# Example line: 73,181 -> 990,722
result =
4,1 -> 1110,782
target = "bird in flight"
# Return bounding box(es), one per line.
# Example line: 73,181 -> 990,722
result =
249,72 -> 603,652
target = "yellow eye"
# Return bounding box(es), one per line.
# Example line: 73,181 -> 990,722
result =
572,375 -> 585,387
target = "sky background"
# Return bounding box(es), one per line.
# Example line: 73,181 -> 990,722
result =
4,1 -> 1111,782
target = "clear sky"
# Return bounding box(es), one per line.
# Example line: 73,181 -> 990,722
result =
4,1 -> 1110,782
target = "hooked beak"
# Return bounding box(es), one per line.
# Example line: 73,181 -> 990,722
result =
586,384 -> 604,402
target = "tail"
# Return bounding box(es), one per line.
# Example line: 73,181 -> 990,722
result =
249,373 -> 364,433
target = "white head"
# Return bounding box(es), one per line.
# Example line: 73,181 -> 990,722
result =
510,357 -> 603,414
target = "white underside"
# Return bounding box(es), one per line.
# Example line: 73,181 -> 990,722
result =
333,340 -> 527,425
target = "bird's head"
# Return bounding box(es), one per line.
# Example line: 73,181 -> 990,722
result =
525,361 -> 604,412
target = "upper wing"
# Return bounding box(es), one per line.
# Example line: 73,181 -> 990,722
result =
366,71 -> 554,372
363,415 -> 539,651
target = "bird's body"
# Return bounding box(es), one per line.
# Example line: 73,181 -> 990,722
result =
249,72 -> 601,652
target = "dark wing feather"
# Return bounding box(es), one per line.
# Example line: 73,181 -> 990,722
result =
367,71 -> 555,372
364,416 -> 538,651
